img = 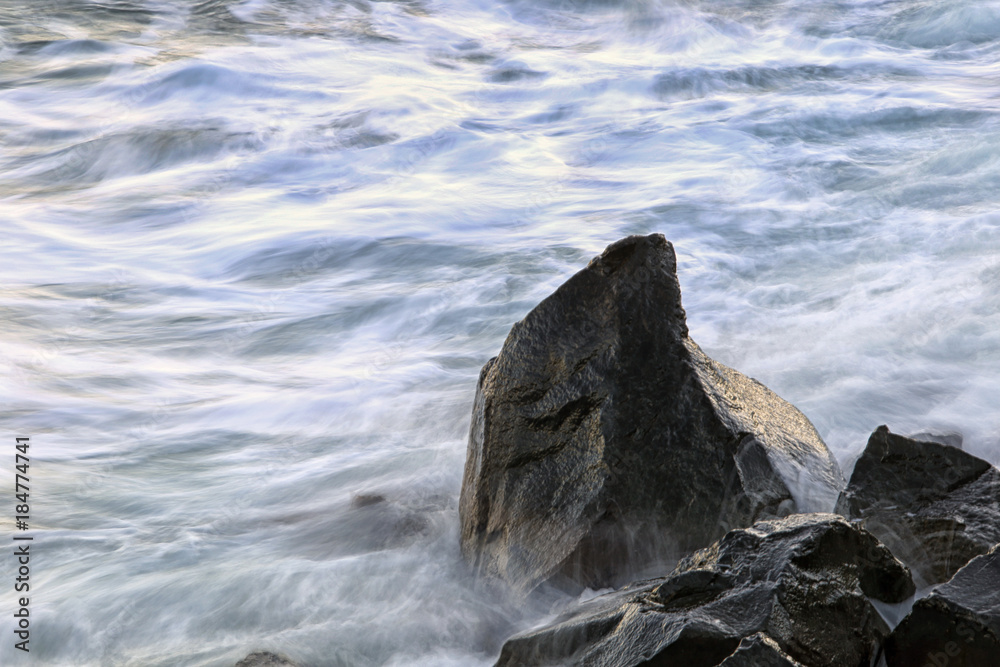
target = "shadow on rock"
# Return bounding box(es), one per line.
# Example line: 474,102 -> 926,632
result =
460,234 -> 845,598
494,514 -> 913,667
836,425 -> 1000,586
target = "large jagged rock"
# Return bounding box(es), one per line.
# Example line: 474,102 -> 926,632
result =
495,514 -> 914,667
460,234 -> 845,595
885,544 -> 1000,667
835,425 -> 1000,586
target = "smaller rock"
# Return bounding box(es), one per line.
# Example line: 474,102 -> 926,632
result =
494,514 -> 914,667
350,493 -> 386,509
718,633 -> 804,667
836,425 -> 1000,586
884,544 -> 1000,667
235,651 -> 298,667
296,495 -> 444,558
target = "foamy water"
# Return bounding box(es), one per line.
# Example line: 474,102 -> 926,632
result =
2,0 -> 1000,664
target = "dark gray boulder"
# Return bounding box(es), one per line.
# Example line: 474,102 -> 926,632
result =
460,234 -> 845,595
717,633 -> 804,667
494,514 -> 914,667
235,652 -> 298,667
836,425 -> 1000,586
885,544 -> 1000,667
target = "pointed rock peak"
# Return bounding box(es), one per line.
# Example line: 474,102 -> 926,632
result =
589,232 -> 673,272
852,425 -> 991,500
514,233 -> 688,350
460,235 -> 844,597
837,425 -> 1000,586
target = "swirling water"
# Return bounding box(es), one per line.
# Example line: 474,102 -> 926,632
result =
2,0 -> 1000,664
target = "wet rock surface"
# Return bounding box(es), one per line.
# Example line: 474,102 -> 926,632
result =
885,544 -> 1000,667
836,425 -> 1000,586
494,514 -> 914,667
460,234 -> 844,596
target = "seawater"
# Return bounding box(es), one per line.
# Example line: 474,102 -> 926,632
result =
2,0 -> 999,664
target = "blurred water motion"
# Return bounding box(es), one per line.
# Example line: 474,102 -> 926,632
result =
2,0 -> 1000,664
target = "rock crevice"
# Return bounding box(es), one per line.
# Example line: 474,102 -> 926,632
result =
495,514 -> 915,667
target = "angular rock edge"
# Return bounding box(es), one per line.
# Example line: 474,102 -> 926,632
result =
460,234 -> 845,596
884,543 -> 1000,667
494,513 -> 915,667
836,424 -> 1000,586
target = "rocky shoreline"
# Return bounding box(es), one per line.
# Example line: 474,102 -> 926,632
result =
237,234 -> 999,667
462,235 -> 999,666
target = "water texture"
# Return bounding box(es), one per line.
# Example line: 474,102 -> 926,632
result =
1,0 -> 999,664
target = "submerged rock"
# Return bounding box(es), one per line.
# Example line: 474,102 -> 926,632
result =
350,492 -> 387,509
884,544 -> 1000,667
836,425 -> 1000,586
235,651 -> 298,667
460,234 -> 844,595
494,514 -> 914,667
